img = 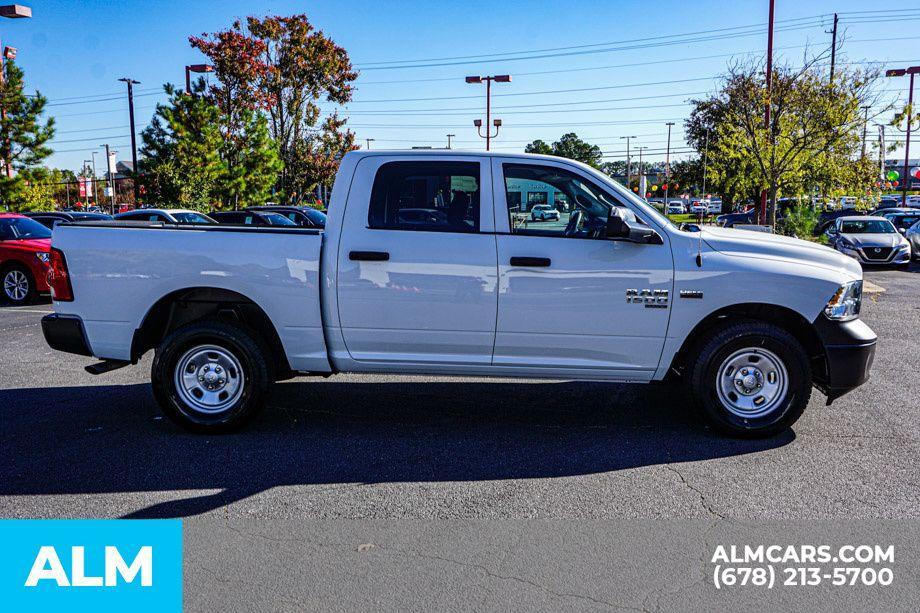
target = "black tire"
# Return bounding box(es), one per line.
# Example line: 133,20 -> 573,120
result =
687,320 -> 811,438
151,318 -> 272,433
1,263 -> 37,305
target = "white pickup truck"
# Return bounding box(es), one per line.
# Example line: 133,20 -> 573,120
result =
42,151 -> 876,437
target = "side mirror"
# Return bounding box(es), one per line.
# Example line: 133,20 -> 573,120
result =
898,227 -> 906,234
606,214 -> 662,244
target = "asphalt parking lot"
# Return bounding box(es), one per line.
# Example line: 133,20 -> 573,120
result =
1,263 -> 919,521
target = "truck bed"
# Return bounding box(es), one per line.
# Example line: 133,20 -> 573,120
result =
51,222 -> 330,372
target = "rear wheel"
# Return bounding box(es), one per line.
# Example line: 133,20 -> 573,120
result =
688,320 -> 811,438
1,264 -> 36,305
151,319 -> 272,433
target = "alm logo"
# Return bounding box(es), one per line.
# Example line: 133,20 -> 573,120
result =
25,545 -> 153,587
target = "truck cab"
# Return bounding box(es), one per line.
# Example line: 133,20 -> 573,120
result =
42,151 -> 876,437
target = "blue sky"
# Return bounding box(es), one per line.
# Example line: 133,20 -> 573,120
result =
9,0 -> 920,172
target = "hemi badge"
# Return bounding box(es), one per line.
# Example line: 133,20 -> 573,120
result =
679,290 -> 704,299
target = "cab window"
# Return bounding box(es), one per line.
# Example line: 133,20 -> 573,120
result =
504,164 -> 632,239
368,161 -> 480,233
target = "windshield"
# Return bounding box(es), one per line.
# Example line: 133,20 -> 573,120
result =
0,217 -> 52,240
886,215 -> 920,230
840,219 -> 896,234
262,213 -> 297,226
172,212 -> 214,224
302,208 -> 326,226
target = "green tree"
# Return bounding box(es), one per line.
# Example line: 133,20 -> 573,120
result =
524,139 -> 552,155
688,58 -> 883,225
190,13 -> 357,201
524,133 -> 602,168
140,83 -> 226,208
0,60 -> 55,210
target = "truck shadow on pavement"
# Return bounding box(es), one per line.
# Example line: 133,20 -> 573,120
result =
0,379 -> 794,518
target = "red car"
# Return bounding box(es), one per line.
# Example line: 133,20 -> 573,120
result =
1,213 -> 52,304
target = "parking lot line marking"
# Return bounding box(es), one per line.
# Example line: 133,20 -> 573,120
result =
863,280 -> 885,294
1,308 -> 54,314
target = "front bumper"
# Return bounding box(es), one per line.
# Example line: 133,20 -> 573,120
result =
41,314 -> 93,356
838,245 -> 910,265
812,316 -> 877,403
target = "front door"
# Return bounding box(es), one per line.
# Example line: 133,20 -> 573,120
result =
492,158 -> 673,378
336,156 -> 498,365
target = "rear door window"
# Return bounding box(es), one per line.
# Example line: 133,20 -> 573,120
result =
368,161 -> 480,233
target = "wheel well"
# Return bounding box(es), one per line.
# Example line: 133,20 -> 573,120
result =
131,287 -> 293,378
667,303 -> 825,378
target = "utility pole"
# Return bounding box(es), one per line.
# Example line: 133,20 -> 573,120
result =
828,13 -> 839,83
664,122 -> 675,205
701,129 -> 710,197
877,124 -> 885,182
760,0 -> 776,225
637,146 -> 648,197
466,75 -> 511,151
860,106 -> 870,159
620,135 -> 636,188
446,134 -> 455,149
118,77 -> 140,202
102,144 -> 116,215
90,150 -> 99,203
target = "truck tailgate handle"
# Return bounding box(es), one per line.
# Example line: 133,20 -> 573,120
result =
349,250 -> 390,261
510,256 -> 551,267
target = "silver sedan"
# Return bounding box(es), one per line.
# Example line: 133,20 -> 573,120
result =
826,216 -> 911,267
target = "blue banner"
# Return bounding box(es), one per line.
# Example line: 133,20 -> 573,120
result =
0,520 -> 182,612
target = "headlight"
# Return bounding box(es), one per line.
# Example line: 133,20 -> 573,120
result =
35,252 -> 50,264
824,280 -> 862,321
897,243 -> 909,252
838,238 -> 856,249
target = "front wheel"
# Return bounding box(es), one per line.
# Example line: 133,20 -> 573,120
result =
688,320 -> 811,438
152,319 -> 272,433
2,264 -> 37,305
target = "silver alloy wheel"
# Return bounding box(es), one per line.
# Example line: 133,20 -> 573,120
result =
715,347 -> 789,419
174,344 -> 245,414
3,269 -> 29,302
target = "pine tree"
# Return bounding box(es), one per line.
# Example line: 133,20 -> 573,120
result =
0,60 -> 55,210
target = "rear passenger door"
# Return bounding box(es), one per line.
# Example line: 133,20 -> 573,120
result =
336,157 -> 498,366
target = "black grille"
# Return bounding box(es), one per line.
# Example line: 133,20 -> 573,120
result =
862,247 -> 892,261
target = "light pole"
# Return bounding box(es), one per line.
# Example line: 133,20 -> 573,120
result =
860,105 -> 871,159
82,159 -> 92,205
664,122 -> 675,205
466,74 -> 511,151
185,63 -> 213,94
620,135 -> 636,188
446,134 -> 455,149
100,144 -> 116,214
637,146 -> 648,197
365,138 -> 374,150
118,77 -> 141,202
0,4 -> 30,179
886,66 -> 920,206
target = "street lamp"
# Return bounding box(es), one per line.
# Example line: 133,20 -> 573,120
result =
886,66 -> 920,207
636,146 -> 649,198
620,135 -> 636,188
0,3 -> 30,179
185,63 -> 214,94
466,74 -> 511,151
365,138 -> 374,150
446,134 -> 455,149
